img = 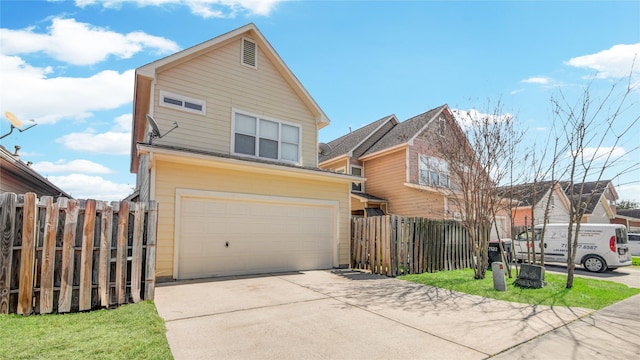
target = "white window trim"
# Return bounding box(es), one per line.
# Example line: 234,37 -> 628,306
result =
351,165 -> 364,192
241,37 -> 258,69
231,108 -> 302,165
159,90 -> 206,115
418,154 -> 450,188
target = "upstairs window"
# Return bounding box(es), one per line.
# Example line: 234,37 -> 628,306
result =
159,90 -> 205,115
351,165 -> 363,192
438,116 -> 446,137
233,111 -> 300,163
241,37 -> 257,68
419,155 -> 449,188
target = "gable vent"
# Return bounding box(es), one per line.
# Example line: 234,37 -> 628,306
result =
241,38 -> 257,68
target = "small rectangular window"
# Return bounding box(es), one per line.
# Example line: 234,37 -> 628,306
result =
438,116 -> 446,137
159,90 -> 206,115
351,166 -> 363,192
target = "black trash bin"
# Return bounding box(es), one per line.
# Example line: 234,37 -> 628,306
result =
488,239 -> 512,266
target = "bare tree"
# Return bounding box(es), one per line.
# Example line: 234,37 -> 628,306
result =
442,101 -> 523,279
551,73 -> 639,288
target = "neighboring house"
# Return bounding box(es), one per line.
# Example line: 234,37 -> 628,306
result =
500,179 -> 619,228
563,180 -> 618,224
612,208 -> 640,233
319,105 -> 505,225
318,114 -> 398,216
0,145 -> 71,198
129,24 -> 356,280
498,181 -> 572,227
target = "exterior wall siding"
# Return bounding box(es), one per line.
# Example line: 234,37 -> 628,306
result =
363,148 -> 445,218
152,159 -> 351,277
150,36 -> 318,168
533,189 -> 570,225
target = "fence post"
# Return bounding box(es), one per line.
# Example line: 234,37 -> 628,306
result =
17,193 -> 37,315
130,202 -> 145,303
79,199 -> 97,311
98,201 -> 113,307
0,193 -> 17,314
144,201 -> 158,300
58,199 -> 79,313
39,196 -> 58,314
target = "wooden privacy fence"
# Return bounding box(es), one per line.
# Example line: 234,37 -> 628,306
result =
0,192 -> 158,315
351,215 -> 475,276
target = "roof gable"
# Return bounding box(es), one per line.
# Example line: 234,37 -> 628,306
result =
361,105 -> 448,157
131,23 -> 329,173
319,115 -> 397,163
561,180 -> 616,215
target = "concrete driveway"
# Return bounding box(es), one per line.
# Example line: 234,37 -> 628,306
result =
154,270 -> 593,359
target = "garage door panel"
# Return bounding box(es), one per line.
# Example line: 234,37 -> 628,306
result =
177,195 -> 335,279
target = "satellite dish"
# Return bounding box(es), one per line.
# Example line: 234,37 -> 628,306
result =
0,112 -> 37,140
146,114 -> 178,145
5,112 -> 23,128
318,142 -> 332,155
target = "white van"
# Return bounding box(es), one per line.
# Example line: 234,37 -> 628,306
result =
514,224 -> 632,272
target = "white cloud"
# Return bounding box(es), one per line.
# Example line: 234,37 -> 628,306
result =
0,54 -> 134,124
617,183 -> 640,203
451,108 -> 513,131
0,17 -> 180,65
569,146 -> 626,162
522,77 -> 551,84
75,0 -> 282,18
32,159 -> 113,174
566,43 -> 640,79
56,114 -> 132,155
47,174 -> 133,201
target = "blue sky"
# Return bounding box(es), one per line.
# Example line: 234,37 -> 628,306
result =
1,0 -> 639,202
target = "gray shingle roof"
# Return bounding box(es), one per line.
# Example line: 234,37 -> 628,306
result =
319,115 -> 395,163
617,208 -> 640,219
561,180 -> 612,215
497,181 -> 556,207
362,105 -> 447,156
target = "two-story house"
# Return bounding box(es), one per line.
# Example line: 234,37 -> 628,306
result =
129,24 -> 356,280
320,105 -> 468,217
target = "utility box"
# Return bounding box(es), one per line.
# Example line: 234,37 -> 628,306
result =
515,264 -> 545,288
491,262 -> 507,291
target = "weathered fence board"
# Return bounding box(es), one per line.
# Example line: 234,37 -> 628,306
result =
0,192 -> 158,315
352,215 -> 474,276
18,193 -> 37,315
0,193 -> 16,313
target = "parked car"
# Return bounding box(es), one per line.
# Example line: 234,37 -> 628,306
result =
513,224 -> 632,272
628,233 -> 640,256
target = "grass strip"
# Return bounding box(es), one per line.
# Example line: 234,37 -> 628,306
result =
400,268 -> 640,310
0,301 -> 172,360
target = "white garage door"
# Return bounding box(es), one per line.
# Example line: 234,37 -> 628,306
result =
176,191 -> 336,279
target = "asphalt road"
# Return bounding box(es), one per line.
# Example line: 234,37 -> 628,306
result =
537,262 -> 640,288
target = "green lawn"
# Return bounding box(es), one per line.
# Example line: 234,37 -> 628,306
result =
0,301 -> 172,360
633,256 -> 640,266
399,268 -> 640,310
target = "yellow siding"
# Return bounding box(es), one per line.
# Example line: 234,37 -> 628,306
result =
153,159 -> 351,277
319,158 -> 348,172
364,148 -> 445,218
150,36 -> 318,167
